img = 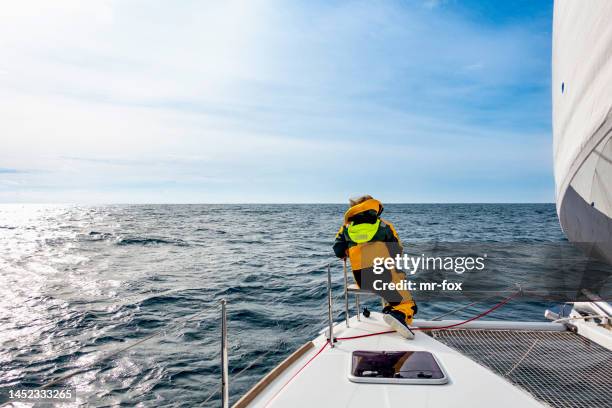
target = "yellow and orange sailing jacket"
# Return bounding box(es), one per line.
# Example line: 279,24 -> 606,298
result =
332,198 -> 403,272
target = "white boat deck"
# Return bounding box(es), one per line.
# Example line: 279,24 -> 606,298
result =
240,312 -> 546,408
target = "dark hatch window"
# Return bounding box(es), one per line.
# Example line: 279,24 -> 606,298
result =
350,351 -> 447,384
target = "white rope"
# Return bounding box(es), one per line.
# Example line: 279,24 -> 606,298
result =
201,388 -> 219,406
504,339 -> 539,376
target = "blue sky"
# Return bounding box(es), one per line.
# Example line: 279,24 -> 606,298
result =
0,0 -> 554,203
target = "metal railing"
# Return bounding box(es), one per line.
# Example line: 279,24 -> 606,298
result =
217,259 -> 373,406
342,260 -> 376,324
216,262 -> 571,407
217,261 -> 340,405
327,259 -> 377,344
220,299 -> 229,408
342,260 -> 350,328
326,264 -> 335,347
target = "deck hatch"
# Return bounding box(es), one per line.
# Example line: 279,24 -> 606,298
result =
348,350 -> 449,384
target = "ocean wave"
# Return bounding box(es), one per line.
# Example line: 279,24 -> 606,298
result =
194,227 -> 226,235
86,231 -> 114,241
0,203 -> 566,406
115,237 -> 189,247
226,238 -> 264,245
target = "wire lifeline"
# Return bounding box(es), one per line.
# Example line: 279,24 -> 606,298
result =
41,303 -> 221,389
430,287 -> 517,320
0,260 -> 339,408
413,291 -> 521,331
201,346 -> 280,405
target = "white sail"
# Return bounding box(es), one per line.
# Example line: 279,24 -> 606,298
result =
553,0 -> 612,261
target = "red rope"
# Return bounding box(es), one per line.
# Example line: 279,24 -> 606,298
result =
262,291 -> 518,406
263,340 -> 329,407
412,291 -> 520,331
337,330 -> 395,340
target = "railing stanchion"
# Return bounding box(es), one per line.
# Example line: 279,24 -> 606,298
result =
221,299 -> 229,408
343,259 -> 350,327
327,264 -> 335,347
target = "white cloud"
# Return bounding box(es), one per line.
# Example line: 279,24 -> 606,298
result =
0,0 -> 553,203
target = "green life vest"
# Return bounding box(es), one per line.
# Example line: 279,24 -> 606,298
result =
347,219 -> 381,244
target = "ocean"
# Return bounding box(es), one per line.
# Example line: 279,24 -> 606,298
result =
0,204 -> 567,406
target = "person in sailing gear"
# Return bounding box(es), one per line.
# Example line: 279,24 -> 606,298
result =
333,195 -> 417,339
